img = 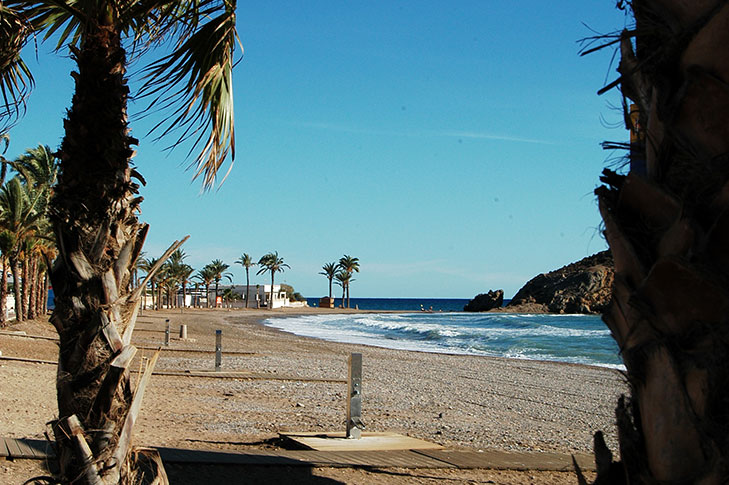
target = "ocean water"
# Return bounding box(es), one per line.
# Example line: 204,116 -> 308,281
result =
305,297 -> 473,312
264,309 -> 624,369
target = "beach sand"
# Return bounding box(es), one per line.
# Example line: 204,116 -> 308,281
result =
1,308 -> 628,483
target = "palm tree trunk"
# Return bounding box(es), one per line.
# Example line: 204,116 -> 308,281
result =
21,255 -> 29,319
11,257 -> 22,321
245,269 -> 249,308
328,278 -> 332,300
270,272 -> 274,308
592,2 -> 729,482
48,26 -> 165,484
42,271 -> 48,316
0,256 -> 7,326
27,256 -> 37,320
150,281 -> 155,310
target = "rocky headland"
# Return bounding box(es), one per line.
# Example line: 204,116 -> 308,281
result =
463,289 -> 504,312
506,251 -> 613,314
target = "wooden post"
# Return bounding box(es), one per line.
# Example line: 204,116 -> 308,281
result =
346,352 -> 364,439
164,319 -> 170,346
215,330 -> 222,371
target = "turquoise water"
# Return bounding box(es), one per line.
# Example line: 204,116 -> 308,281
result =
264,311 -> 624,369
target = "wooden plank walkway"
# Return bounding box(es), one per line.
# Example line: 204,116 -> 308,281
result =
0,355 -> 56,365
0,438 -> 55,460
0,355 -> 344,382
152,370 -> 346,383
137,346 -> 255,355
0,331 -> 58,341
1,438 -> 595,471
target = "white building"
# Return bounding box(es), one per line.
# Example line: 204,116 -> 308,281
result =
244,284 -> 289,309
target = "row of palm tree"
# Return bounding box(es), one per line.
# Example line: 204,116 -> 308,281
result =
137,252 -> 290,309
0,143 -> 58,327
319,255 -> 360,308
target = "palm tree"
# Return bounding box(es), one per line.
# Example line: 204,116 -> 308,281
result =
0,177 -> 46,321
1,0 -> 236,480
584,3 -> 729,483
221,287 -> 239,305
177,264 -> 194,309
319,262 -> 340,301
9,145 -> 57,320
138,257 -> 160,310
206,259 -> 232,306
257,252 -> 289,308
334,270 -> 353,309
235,253 -> 255,308
194,266 -> 216,308
338,255 -> 360,308
165,249 -> 192,308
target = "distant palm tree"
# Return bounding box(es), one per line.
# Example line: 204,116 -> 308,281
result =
221,287 -> 240,305
206,259 -> 232,306
177,264 -> 194,309
139,257 -> 160,310
334,270 -> 353,309
338,255 -> 360,308
165,249 -> 192,308
0,178 -> 47,320
235,253 -> 255,308
257,252 -> 289,308
319,262 -> 340,300
194,266 -> 215,308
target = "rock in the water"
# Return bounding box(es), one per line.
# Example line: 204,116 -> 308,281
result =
507,251 -> 613,314
464,289 -> 504,312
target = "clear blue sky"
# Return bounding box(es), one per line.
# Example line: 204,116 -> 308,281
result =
8,2 -> 630,298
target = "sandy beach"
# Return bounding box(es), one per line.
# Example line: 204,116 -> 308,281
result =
1,308 -> 628,483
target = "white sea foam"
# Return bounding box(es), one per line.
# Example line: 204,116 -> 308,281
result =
262,312 -> 623,368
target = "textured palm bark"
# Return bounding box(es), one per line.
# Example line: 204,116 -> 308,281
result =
596,0 -> 729,482
48,25 -> 165,484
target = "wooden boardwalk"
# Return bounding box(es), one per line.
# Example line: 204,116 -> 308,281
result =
1,437 -> 595,471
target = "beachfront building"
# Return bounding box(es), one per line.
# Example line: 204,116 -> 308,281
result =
200,284 -> 294,309
244,284 -> 289,309
139,284 -> 306,309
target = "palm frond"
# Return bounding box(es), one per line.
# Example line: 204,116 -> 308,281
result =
137,0 -> 239,190
0,4 -> 35,131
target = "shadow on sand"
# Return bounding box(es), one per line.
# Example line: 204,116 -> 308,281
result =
164,463 -> 344,484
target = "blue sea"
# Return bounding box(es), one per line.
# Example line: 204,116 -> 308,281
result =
305,297 -> 472,312
267,298 -> 624,369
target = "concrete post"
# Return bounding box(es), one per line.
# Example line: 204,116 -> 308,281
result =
179,324 -> 188,339
215,330 -> 222,371
346,352 -> 365,439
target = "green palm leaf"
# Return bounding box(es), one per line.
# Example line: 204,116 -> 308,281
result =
138,0 -> 239,188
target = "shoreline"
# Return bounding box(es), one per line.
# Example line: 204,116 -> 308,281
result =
255,308 -> 623,371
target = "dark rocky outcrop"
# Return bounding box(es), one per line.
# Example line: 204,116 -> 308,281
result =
464,289 -> 504,312
507,251 -> 613,314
